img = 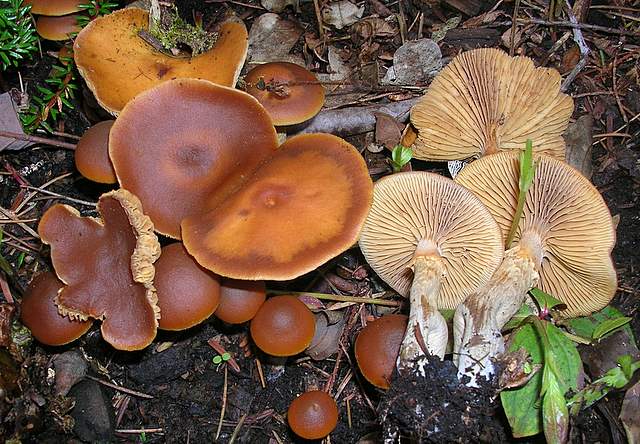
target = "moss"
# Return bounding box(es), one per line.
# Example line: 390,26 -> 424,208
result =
149,5 -> 216,57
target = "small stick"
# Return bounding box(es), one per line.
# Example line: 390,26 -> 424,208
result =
509,0 -> 521,56
255,358 -> 266,389
312,0 -> 325,40
270,289 -> 401,307
0,130 -> 77,150
228,413 -> 247,444
215,365 -> 228,440
85,375 -> 154,399
115,428 -> 163,434
207,337 -> 241,373
271,430 -> 284,444
20,186 -> 97,207
561,0 -> 590,92
346,396 -> 352,428
516,17 -> 639,36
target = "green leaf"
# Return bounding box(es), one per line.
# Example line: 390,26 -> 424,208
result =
390,145 -> 412,173
530,287 -> 565,311
564,306 -> 636,346
212,355 -> 222,364
505,139 -> 536,248
592,316 -> 632,340
500,322 -> 582,437
221,352 -> 231,361
542,371 -> 569,444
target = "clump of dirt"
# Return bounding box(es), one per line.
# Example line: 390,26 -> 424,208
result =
380,360 -> 507,443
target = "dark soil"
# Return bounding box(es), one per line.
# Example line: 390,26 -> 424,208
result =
1,0 -> 639,443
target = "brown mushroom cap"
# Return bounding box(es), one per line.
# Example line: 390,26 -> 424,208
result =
410,48 -> 573,161
359,172 -> 504,309
20,272 -> 93,346
75,120 -> 117,184
74,8 -> 249,114
36,14 -> 81,41
109,78 -> 279,238
250,295 -> 315,356
454,152 -> 617,317
182,133 -> 373,280
244,62 -> 325,126
354,314 -> 407,389
155,243 -> 221,331
38,189 -> 161,350
215,279 -> 266,324
24,0 -> 82,16
288,390 -> 339,440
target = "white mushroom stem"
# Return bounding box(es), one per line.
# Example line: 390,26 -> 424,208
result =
397,254 -> 447,373
453,231 -> 543,386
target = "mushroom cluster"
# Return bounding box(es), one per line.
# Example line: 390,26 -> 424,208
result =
25,0 -> 82,41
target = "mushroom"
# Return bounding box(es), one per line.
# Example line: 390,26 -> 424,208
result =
359,172 -> 503,368
75,120 -> 117,184
23,0 -> 82,15
453,151 -> 616,384
182,133 -> 373,280
410,48 -> 573,161
215,279 -> 266,324
20,272 -> 93,346
250,295 -> 315,357
36,14 -> 80,41
155,243 -> 220,331
354,314 -> 407,389
287,390 -> 339,440
244,62 -> 325,126
109,78 -> 279,238
38,189 -> 161,351
74,8 -> 249,114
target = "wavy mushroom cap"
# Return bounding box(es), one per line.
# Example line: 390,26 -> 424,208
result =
354,314 -> 407,389
155,243 -> 221,331
359,172 -> 504,308
245,62 -> 325,126
74,8 -> 248,114
410,48 -> 573,161
20,272 -> 93,346
215,279 -> 266,324
75,120 -> 117,184
24,0 -> 82,15
36,14 -> 80,41
109,79 -> 279,238
288,391 -> 339,440
455,151 -> 617,317
182,133 -> 373,280
250,295 -> 315,356
38,189 -> 161,350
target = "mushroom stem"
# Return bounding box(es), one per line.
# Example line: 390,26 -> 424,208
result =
453,236 -> 542,386
397,255 -> 447,372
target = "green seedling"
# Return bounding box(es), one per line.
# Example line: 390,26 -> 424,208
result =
390,145 -> 412,173
212,352 -> 231,365
505,139 -> 536,248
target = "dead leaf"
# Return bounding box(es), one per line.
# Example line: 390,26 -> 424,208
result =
247,13 -> 304,64
462,10 -> 504,28
321,1 -> 364,30
561,45 -> 581,74
431,16 -> 461,43
0,93 -> 32,152
0,303 -> 14,348
306,311 -> 345,360
353,16 -> 397,41
498,348 -> 542,390
260,0 -> 298,13
620,379 -> 640,444
564,114 -> 593,179
327,46 -> 351,81
374,112 -> 403,149
382,39 -> 442,85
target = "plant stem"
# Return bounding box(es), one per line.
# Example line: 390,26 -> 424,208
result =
268,289 -> 401,307
505,139 -> 536,248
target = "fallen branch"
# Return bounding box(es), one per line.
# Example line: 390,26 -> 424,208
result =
0,130 -> 76,150
561,0 -> 590,92
295,97 -> 421,136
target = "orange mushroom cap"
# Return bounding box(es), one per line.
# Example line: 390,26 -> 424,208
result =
75,120 -> 117,184
182,133 -> 373,280
36,14 -> 81,41
288,390 -> 339,440
24,0 -> 82,15
38,189 -> 161,351
109,78 -> 279,238
250,295 -> 315,356
355,314 -> 407,389
20,272 -> 93,346
245,62 -> 325,126
74,8 -> 249,114
215,279 -> 266,324
155,243 -> 221,331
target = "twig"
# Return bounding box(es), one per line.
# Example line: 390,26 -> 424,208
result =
271,430 -> 284,444
215,365 -> 228,440
20,185 -> 97,207
561,0 -> 591,92
509,0 -> 521,56
312,0 -> 325,40
0,274 -> 14,304
115,428 -> 163,434
85,375 -> 154,399
516,17 -> 640,36
612,55 -> 628,122
255,357 -> 266,389
270,290 -> 401,307
228,413 -> 247,444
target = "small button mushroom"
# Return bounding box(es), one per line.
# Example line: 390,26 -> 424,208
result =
411,48 -> 573,161
36,14 -> 81,41
75,120 -> 117,184
24,0 -> 83,16
244,62 -> 325,126
214,279 -> 266,324
355,314 -> 407,389
155,243 -> 221,331
250,295 -> 315,357
20,272 -> 93,346
287,390 -> 338,440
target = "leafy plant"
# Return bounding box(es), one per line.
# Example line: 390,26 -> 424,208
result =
76,1 -> 118,28
390,145 -> 412,173
0,0 -> 38,70
212,352 -> 231,365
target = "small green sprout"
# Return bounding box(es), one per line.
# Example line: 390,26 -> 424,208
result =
212,352 -> 231,365
505,139 -> 536,248
139,430 -> 147,443
390,145 -> 412,173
